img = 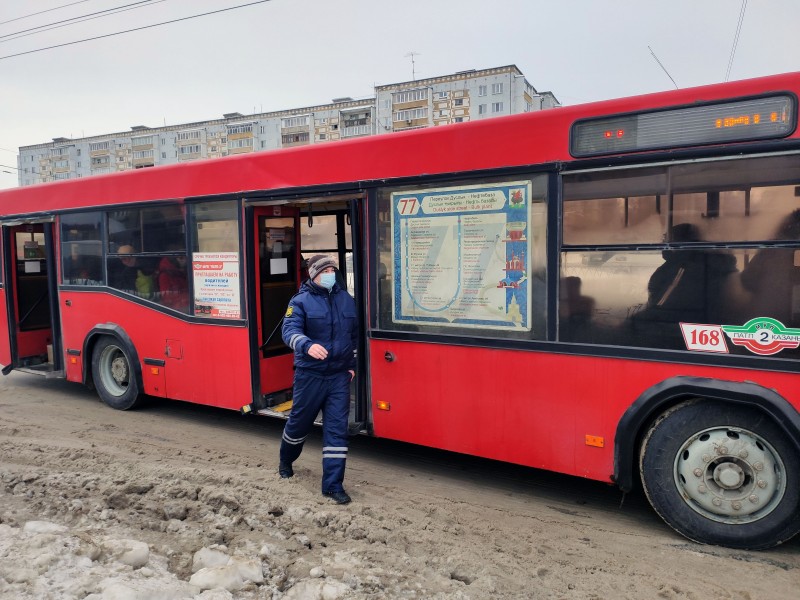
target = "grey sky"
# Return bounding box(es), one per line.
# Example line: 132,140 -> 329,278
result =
1,0 -> 798,189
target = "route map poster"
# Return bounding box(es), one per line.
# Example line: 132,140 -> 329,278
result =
391,181 -> 533,331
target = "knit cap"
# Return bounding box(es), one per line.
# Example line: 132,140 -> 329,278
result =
307,254 -> 337,280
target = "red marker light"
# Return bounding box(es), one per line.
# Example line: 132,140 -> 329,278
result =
616,129 -> 624,137
604,130 -> 612,138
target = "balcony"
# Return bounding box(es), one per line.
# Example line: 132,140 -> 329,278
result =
341,124 -> 371,138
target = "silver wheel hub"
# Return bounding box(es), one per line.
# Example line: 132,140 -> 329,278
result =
110,356 -> 128,385
675,427 -> 785,524
99,345 -> 129,397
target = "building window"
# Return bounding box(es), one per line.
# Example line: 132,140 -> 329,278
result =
454,117 -> 464,123
53,172 -> 70,180
492,83 -> 504,95
261,140 -> 266,147
260,126 -> 266,133
492,102 -> 504,113
131,135 -> 153,146
51,147 -> 69,157
178,145 -> 201,155
478,85 -> 487,97
393,108 -> 428,122
161,152 -> 167,159
177,130 -> 202,141
318,134 -> 326,140
227,138 -> 253,149
393,89 -> 428,103
438,91 -> 449,99
227,123 -> 253,135
478,104 -> 487,115
281,116 -> 309,128
281,132 -> 309,144
53,159 -> 69,169
133,150 -> 154,160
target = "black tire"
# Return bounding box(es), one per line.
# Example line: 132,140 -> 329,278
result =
639,400 -> 800,549
91,336 -> 142,410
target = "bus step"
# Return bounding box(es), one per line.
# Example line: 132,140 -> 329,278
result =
17,365 -> 63,379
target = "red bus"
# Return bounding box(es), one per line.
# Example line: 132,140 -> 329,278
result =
1,72 -> 799,550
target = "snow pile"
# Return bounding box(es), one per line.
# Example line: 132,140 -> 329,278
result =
0,520 -> 258,599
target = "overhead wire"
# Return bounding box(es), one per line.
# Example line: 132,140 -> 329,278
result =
725,0 -> 747,82
0,0 -> 170,44
0,0 -> 274,61
0,1 -> 95,27
0,1 -> 163,42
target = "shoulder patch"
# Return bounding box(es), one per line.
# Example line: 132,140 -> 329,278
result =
285,306 -> 293,317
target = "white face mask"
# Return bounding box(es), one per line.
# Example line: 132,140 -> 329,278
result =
319,272 -> 336,290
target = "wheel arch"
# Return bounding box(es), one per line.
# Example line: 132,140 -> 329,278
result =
81,324 -> 144,393
614,375 -> 800,492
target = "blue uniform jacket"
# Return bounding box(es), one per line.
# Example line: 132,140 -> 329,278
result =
282,280 -> 357,374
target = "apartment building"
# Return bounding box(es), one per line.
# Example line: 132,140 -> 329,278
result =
17,65 -> 558,186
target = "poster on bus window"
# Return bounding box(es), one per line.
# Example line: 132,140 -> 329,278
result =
192,252 -> 241,319
391,181 -> 532,331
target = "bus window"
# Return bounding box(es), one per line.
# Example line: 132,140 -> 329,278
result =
61,212 -> 104,286
670,155 -> 800,243
191,201 -> 239,253
561,155 -> 800,353
189,200 -> 241,319
376,175 -> 548,340
563,166 -> 668,246
142,206 -> 185,252
300,213 -> 354,296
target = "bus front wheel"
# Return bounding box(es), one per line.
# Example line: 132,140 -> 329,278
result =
91,336 -> 142,410
639,400 -> 800,549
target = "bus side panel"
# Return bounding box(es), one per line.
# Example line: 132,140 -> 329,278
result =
369,340 -> 602,478
0,288 -> 10,366
368,339 -> 799,483
60,291 -> 252,409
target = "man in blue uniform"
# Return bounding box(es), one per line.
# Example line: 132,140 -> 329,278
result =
279,254 -> 357,504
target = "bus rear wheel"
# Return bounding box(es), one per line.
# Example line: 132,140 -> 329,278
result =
639,400 -> 800,549
91,336 -> 142,410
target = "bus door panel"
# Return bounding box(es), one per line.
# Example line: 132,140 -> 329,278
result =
1,223 -> 58,370
0,228 -> 9,366
253,206 -> 300,398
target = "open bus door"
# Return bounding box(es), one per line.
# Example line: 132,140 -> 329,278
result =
251,206 -> 301,408
247,197 -> 367,432
0,220 -> 62,377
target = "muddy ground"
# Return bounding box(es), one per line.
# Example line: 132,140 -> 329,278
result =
0,371 -> 798,599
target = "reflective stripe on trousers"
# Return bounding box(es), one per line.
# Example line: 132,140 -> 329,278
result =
279,369 -> 351,493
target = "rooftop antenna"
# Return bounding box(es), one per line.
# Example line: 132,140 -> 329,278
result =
405,51 -> 420,81
648,45 -> 678,89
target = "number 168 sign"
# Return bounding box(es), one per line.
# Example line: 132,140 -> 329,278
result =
680,323 -> 729,353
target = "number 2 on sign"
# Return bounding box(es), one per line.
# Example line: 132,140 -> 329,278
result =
679,323 -> 729,353
397,197 -> 419,215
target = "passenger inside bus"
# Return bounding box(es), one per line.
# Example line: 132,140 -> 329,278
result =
630,223 -> 737,347
109,245 -> 156,299
559,276 -> 594,327
157,252 -> 189,311
740,209 -> 800,327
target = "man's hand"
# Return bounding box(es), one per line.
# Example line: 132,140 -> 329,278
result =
307,343 -> 328,360
348,370 -> 355,381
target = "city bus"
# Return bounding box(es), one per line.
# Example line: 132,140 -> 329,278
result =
1,72 -> 799,550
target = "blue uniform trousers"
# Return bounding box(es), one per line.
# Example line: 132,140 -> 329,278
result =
279,369 -> 350,493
